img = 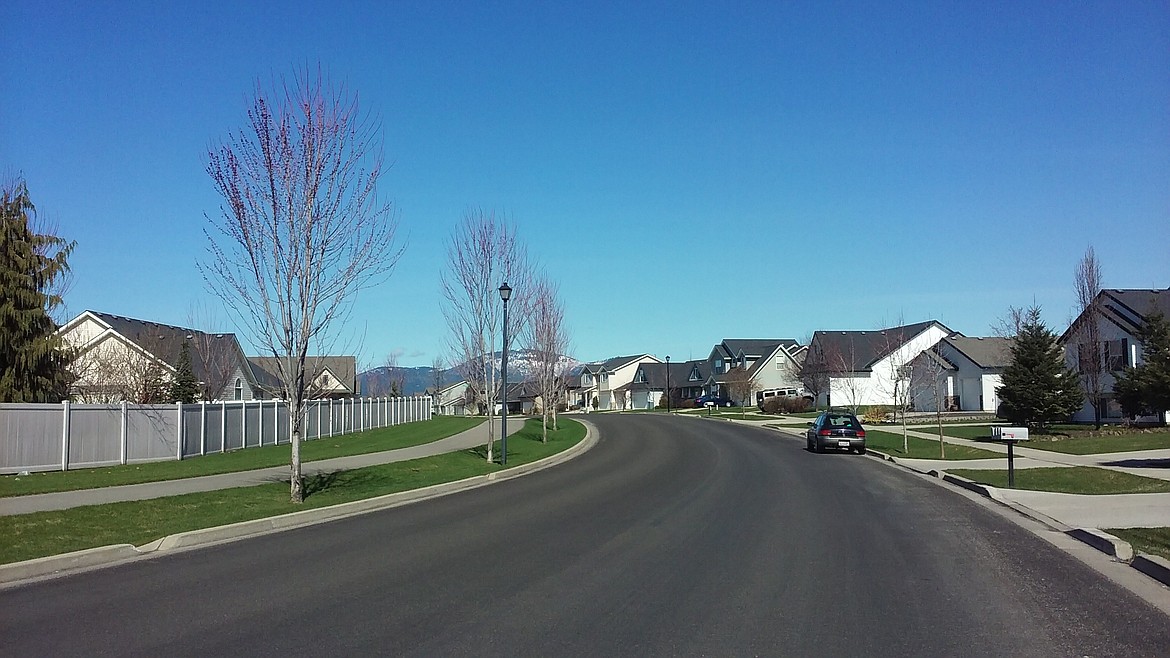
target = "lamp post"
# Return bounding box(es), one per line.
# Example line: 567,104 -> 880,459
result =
499,282 -> 512,465
665,355 -> 670,414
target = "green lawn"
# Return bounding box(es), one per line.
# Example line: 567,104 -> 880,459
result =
938,425 -> 999,440
865,429 -> 1001,460
1020,431 -> 1170,455
0,418 -> 585,566
0,416 -> 484,498
946,466 -> 1170,494
1108,527 -> 1170,562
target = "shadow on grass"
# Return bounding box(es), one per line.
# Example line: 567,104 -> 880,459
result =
1102,458 -> 1170,469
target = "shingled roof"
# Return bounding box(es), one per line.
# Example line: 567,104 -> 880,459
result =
89,311 -> 244,384
810,320 -> 950,372
940,336 -> 1013,369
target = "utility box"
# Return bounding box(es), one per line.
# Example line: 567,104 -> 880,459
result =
992,426 -> 1029,441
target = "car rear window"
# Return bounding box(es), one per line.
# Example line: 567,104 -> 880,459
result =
825,414 -> 862,430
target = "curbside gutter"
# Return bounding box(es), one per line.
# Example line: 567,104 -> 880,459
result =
860,442 -> 1170,590
0,421 -> 598,588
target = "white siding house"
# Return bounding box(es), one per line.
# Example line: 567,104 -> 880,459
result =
1060,288 -> 1170,425
910,337 -> 1012,413
807,321 -> 952,409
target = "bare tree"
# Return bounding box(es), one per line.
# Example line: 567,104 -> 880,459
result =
796,335 -> 829,410
875,325 -> 918,453
1073,246 -> 1104,428
724,365 -> 759,419
910,347 -> 952,458
384,350 -> 406,396
67,336 -> 171,403
185,303 -> 239,401
203,67 -> 404,503
430,354 -> 446,404
440,210 -> 531,462
992,305 -> 1029,339
522,276 -> 570,441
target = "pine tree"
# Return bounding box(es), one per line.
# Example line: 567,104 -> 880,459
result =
997,307 -> 1083,430
0,178 -> 75,402
1113,309 -> 1170,423
169,341 -> 199,404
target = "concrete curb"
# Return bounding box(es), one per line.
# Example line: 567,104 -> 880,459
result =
0,421 -> 598,588
861,442 -> 1170,589
1066,528 -> 1135,562
1132,554 -> 1170,585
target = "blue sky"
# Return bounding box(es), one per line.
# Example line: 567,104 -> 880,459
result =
5,1 -> 1168,368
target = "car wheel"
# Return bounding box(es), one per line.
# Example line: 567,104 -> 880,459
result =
856,446 -> 866,455
813,438 -> 823,454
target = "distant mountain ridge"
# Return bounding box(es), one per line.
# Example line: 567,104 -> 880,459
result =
358,350 -> 578,396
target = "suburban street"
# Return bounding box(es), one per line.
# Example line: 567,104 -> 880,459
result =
2,415 -> 1169,656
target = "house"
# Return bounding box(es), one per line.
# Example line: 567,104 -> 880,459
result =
619,359 -> 706,409
705,339 -> 803,397
429,381 -> 476,416
909,336 -> 1013,413
805,320 -> 952,409
58,310 -> 257,402
574,354 -> 661,410
248,356 -> 357,400
1060,288 -> 1170,424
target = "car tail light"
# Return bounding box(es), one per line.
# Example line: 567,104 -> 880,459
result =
818,429 -> 831,436
856,430 -> 866,439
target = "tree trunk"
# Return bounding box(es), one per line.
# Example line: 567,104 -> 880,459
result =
290,394 -> 304,503
936,407 -> 945,459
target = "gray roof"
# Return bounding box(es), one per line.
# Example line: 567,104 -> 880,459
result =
711,339 -> 794,362
623,360 -> 701,390
1099,289 -> 1170,335
941,336 -> 1013,369
810,320 -> 950,372
248,356 -> 357,394
90,311 -> 245,384
584,354 -> 652,373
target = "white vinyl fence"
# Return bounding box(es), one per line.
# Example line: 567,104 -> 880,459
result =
0,396 -> 432,474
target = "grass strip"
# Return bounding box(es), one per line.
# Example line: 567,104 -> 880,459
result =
945,466 -> 1170,494
0,416 -> 484,498
1108,527 -> 1170,562
0,418 -> 584,565
1016,432 -> 1170,455
865,430 -> 1001,460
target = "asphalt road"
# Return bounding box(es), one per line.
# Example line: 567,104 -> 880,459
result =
3,415 -> 1169,656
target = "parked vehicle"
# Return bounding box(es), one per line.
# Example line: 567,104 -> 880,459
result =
756,387 -> 813,410
694,394 -> 734,407
806,411 -> 867,454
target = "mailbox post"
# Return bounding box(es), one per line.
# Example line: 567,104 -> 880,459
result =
992,426 -> 1030,487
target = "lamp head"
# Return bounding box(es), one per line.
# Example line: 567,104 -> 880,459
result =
499,282 -> 512,302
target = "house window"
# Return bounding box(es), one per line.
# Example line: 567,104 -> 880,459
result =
689,368 -> 700,382
234,378 -> 243,400
1104,339 -> 1129,371
584,373 -> 593,385
776,358 -> 783,370
635,370 -> 646,383
715,359 -> 723,373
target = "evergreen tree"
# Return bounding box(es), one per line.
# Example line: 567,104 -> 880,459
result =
996,307 -> 1083,430
0,178 -> 75,402
1113,309 -> 1170,423
169,342 -> 199,404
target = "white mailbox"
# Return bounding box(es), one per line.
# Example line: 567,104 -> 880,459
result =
992,426 -> 1029,441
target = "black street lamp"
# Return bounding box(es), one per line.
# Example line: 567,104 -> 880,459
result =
665,355 -> 670,414
499,282 -> 512,465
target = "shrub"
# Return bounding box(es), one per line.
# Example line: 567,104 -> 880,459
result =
862,406 -> 892,424
760,396 -> 811,414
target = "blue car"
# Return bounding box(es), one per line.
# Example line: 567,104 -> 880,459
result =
694,394 -> 734,407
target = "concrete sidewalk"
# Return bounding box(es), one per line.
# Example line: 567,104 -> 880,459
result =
0,420 -> 521,516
